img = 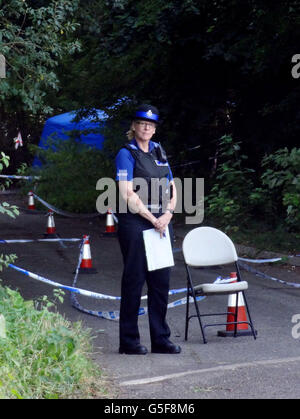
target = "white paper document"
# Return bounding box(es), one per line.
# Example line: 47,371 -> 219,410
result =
143,228 -> 175,271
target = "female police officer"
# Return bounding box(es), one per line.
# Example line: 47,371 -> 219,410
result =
115,104 -> 181,355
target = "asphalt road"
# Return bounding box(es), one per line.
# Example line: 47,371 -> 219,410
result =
1,191 -> 300,399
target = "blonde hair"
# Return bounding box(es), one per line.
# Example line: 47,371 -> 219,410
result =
126,122 -> 135,140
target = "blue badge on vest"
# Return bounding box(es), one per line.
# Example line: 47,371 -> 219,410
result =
154,160 -> 169,167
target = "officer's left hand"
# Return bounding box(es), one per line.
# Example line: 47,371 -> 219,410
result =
153,212 -> 172,237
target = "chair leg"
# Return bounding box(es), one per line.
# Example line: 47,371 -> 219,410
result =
235,262 -> 257,340
185,265 -> 207,344
241,291 -> 257,340
233,291 -> 239,337
192,293 -> 207,344
185,290 -> 207,343
185,289 -> 189,341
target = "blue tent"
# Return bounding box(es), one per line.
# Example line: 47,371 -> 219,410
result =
34,109 -> 107,165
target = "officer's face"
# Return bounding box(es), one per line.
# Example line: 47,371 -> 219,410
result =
133,120 -> 156,142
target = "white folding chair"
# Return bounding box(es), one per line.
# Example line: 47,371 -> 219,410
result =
182,226 -> 257,344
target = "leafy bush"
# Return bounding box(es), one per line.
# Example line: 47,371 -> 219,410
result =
205,135 -> 255,232
0,153 -> 19,219
0,286 -> 109,399
261,147 -> 300,231
28,136 -> 114,213
0,152 -> 18,270
205,135 -> 300,237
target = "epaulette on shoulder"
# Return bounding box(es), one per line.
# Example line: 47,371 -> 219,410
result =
153,142 -> 168,163
124,143 -> 138,151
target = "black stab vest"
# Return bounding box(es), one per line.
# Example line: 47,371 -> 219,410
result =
123,142 -> 171,207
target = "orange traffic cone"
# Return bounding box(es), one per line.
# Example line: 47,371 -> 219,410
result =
79,235 -> 97,274
28,191 -> 36,210
103,209 -> 117,236
44,210 -> 57,238
218,272 -> 254,337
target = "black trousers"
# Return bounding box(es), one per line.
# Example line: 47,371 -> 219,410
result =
118,212 -> 172,349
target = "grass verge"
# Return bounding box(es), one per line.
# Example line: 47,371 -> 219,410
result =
0,285 -> 115,399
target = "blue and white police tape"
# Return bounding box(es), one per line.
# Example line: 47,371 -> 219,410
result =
71,294 -> 207,321
8,262 -> 190,303
70,274 -> 234,321
169,250 -> 300,260
172,245 -> 299,262
239,255 -> 300,263
8,263 -> 122,300
238,257 -> 283,264
32,192 -> 100,218
0,238 -> 81,244
111,211 -> 119,224
239,261 -> 300,289
70,238 -> 97,315
0,174 -> 40,180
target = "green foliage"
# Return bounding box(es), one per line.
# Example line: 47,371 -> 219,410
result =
52,0 -> 300,164
28,136 -> 114,213
0,201 -> 19,219
0,153 -> 19,219
0,254 -> 17,271
205,135 -> 255,232
0,0 -> 81,174
0,150 -> 12,190
206,135 -> 300,235
0,286 -> 109,399
261,147 -> 300,230
0,0 -> 80,115
0,151 -> 18,272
